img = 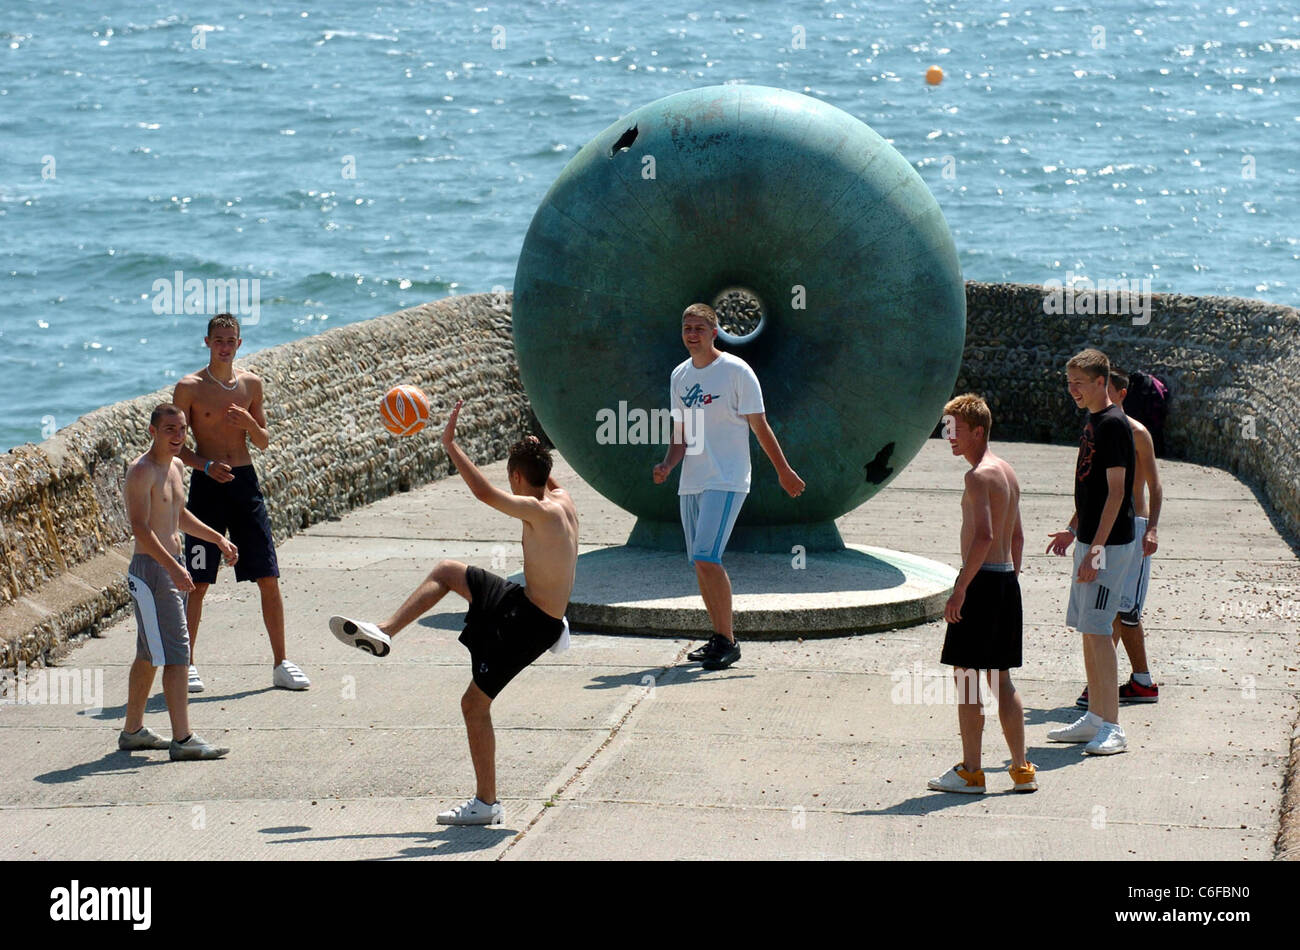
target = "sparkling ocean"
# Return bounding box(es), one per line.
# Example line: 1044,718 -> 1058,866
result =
1,0 -> 1297,451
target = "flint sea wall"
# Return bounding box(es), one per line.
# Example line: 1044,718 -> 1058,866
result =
2,284 -> 1297,667
0,295 -> 531,666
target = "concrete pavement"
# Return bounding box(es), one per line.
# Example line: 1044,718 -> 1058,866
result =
1,439 -> 1296,860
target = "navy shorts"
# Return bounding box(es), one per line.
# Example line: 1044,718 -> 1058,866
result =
940,566 -> 1023,671
459,566 -> 565,700
183,465 -> 279,584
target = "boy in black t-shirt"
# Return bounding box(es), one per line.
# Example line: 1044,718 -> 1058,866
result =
1045,349 -> 1139,755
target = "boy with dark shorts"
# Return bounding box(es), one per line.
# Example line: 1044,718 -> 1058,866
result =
1046,349 -> 1139,755
119,404 -> 235,760
329,399 -> 578,826
928,394 -> 1036,794
173,314 -> 310,693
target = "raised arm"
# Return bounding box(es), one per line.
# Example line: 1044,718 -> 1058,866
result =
442,400 -> 547,523
745,412 -> 805,498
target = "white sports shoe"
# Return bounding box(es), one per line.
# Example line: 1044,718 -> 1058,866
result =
1085,722 -> 1128,755
329,615 -> 392,657
926,764 -> 985,794
437,797 -> 504,826
187,665 -> 204,693
1048,713 -> 1101,743
273,660 -> 311,690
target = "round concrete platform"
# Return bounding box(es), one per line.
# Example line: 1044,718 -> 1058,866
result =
565,544 -> 958,639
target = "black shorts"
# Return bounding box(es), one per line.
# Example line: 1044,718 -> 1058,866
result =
940,568 -> 1023,670
183,465 -> 280,584
459,566 -> 565,700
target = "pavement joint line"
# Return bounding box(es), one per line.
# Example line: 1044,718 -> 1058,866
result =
496,643 -> 693,860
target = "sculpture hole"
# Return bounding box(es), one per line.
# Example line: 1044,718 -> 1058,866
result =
712,286 -> 766,345
609,125 -> 638,157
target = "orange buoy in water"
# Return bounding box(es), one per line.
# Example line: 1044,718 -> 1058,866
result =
926,65 -> 944,85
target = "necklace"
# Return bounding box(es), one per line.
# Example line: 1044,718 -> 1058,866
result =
206,367 -> 238,391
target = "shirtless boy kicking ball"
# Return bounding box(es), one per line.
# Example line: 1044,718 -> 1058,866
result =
172,314 -> 310,693
119,404 -> 236,760
928,395 -> 1036,794
329,400 -> 578,826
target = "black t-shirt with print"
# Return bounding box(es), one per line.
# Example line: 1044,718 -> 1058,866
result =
1075,404 -> 1135,546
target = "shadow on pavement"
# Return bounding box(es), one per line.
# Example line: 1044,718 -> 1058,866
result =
262,826 -> 513,858
417,612 -> 466,633
88,687 -> 275,721
850,746 -> 1089,813
1024,705 -> 1095,726
35,750 -> 171,784
584,666 -> 756,689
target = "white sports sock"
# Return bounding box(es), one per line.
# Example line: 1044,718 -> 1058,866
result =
1085,711 -> 1103,726
1132,672 -> 1154,686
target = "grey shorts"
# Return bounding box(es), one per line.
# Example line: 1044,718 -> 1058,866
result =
127,553 -> 191,667
1066,538 -> 1139,636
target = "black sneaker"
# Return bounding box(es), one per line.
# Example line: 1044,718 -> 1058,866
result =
701,636 -> 741,670
687,635 -> 724,662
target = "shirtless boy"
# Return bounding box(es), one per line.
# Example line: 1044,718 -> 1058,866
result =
172,314 -> 309,693
928,394 -> 1036,794
1074,369 -> 1163,709
329,400 -> 579,826
119,404 -> 235,760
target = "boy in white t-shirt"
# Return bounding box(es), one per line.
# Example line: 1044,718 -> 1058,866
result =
652,303 -> 805,669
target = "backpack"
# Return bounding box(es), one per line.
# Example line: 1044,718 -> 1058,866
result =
1123,371 -> 1169,457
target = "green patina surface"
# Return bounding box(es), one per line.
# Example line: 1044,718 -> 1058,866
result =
514,85 -> 965,549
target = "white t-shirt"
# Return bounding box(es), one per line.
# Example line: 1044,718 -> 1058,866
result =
670,351 -> 765,495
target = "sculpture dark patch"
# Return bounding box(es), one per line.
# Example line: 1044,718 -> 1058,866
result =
864,443 -> 896,484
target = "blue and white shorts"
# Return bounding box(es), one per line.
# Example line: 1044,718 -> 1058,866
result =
1066,536 -> 1139,636
680,490 -> 746,564
127,553 -> 192,667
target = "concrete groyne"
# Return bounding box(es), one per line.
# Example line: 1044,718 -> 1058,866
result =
2,284 -> 1297,668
